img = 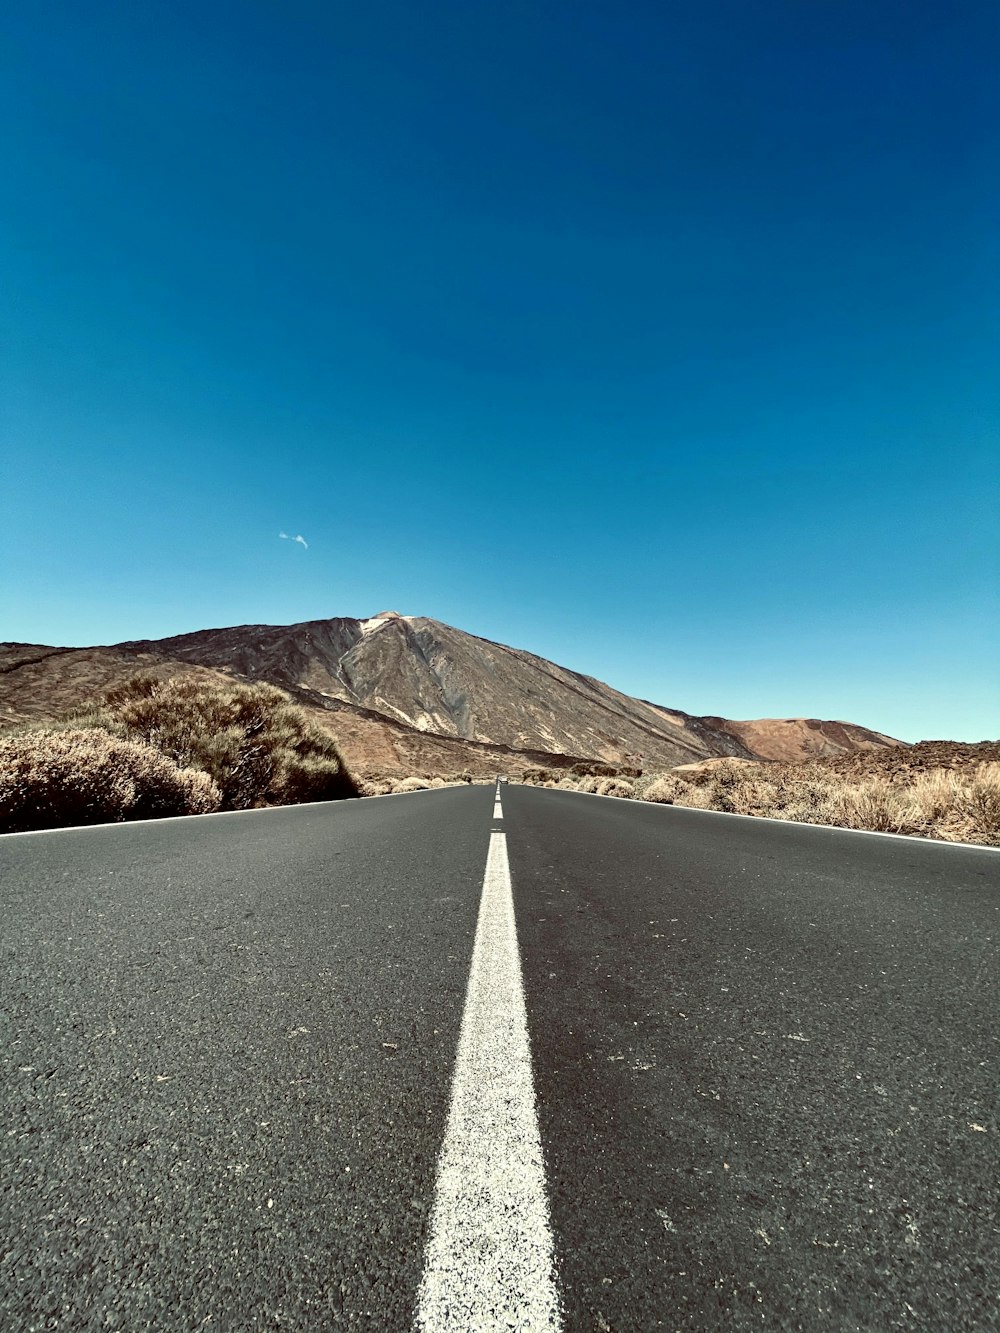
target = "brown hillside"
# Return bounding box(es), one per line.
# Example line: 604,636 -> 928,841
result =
700,716 -> 904,763
0,647 -> 226,726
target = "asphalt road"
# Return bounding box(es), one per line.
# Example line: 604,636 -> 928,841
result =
2,784 -> 998,1332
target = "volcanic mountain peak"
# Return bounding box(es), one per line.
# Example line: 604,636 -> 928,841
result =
0,612 -> 904,778
360,610 -> 409,635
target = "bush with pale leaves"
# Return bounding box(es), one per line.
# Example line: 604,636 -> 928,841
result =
0,728 -> 220,834
68,673 -> 357,810
643,775 -> 687,805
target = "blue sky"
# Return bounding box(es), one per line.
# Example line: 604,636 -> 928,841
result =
3,0 -> 997,741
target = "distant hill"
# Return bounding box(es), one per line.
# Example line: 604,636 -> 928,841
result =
696,715 -> 902,763
0,612 -> 903,777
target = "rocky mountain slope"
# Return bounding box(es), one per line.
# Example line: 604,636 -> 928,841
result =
1,612 -> 903,776
698,715 -> 901,762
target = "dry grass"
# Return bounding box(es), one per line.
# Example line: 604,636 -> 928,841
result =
355,745 -> 1000,844
635,757 -> 1000,845
0,729 -> 220,834
507,751 -> 1000,844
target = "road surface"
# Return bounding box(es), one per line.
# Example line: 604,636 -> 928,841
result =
2,783 -> 997,1331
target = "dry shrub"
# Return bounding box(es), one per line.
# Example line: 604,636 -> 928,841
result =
782,798 -> 831,824
530,776 -> 579,790
0,728 -> 220,834
557,751 -> 1000,846
357,777 -> 395,797
786,762 -> 1000,845
824,778 -> 905,833
958,762 -> 1000,843
643,775 -> 688,805
791,774 -> 840,817
906,768 -> 960,825
666,761 -> 1000,845
687,759 -> 761,812
269,754 -> 355,806
680,758 -> 747,788
69,674 -> 356,810
674,783 -> 716,809
725,777 -> 782,816
393,776 -> 430,793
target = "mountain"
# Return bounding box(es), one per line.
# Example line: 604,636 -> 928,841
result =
1,612 -> 902,777
696,715 -> 903,763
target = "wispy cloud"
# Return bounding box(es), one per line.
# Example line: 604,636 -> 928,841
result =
279,532 -> 309,550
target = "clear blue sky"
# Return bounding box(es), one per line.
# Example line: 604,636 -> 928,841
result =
3,1 -> 997,741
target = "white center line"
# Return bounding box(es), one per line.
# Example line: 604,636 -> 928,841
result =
493,801 -> 504,819
416,830 -> 561,1331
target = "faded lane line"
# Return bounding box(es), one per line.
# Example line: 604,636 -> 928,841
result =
493,800 -> 504,819
416,830 -> 561,1331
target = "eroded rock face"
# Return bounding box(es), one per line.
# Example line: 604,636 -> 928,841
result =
108,614 -> 900,770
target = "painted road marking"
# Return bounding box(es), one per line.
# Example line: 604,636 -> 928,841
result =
493,800 -> 504,819
416,830 -> 561,1331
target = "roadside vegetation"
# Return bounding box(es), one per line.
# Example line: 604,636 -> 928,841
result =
518,749 -> 1000,846
0,673 -> 358,834
356,772 -> 479,796
6,675 -> 995,848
